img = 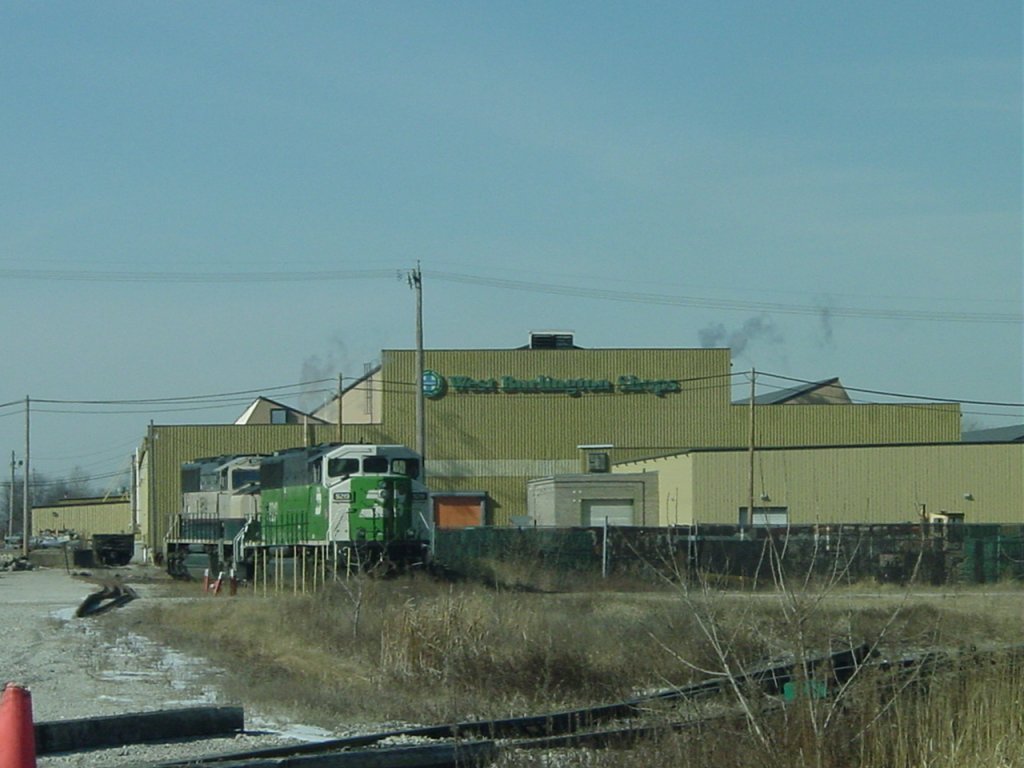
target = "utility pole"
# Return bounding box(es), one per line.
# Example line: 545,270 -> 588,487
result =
342,374 -> 350,444
8,451 -> 16,539
747,369 -> 756,529
22,396 -> 30,558
409,263 -> 426,464
148,421 -> 155,561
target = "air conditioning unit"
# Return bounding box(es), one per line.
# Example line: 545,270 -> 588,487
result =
587,452 -> 610,473
529,331 -> 575,349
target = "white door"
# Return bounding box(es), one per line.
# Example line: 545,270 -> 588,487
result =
582,499 -> 635,527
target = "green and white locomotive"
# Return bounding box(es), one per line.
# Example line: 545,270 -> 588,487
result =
165,443 -> 431,581
166,454 -> 264,579
256,442 -> 431,566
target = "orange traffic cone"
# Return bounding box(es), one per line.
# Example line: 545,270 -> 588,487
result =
0,683 -> 36,768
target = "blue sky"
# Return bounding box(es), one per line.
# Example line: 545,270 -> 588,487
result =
0,2 -> 1020,488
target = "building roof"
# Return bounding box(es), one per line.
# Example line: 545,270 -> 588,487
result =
234,396 -> 327,426
732,377 -> 852,405
961,424 -> 1024,443
311,365 -> 382,418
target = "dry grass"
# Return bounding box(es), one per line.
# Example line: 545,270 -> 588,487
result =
110,569 -> 1024,766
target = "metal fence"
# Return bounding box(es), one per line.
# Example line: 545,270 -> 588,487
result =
432,523 -> 1024,586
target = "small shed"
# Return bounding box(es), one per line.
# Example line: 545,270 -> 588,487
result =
526,473 -> 659,528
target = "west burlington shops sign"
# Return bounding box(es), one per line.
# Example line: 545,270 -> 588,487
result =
422,371 -> 681,399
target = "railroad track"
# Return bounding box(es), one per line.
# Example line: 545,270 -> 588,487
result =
134,644 -> 871,768
78,642 -> 1022,768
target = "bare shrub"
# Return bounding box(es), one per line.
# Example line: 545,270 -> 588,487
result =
111,556 -> 1024,762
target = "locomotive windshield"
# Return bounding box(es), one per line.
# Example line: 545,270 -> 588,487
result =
181,466 -> 201,493
326,454 -> 420,478
391,458 -> 420,478
327,457 -> 360,478
231,469 -> 260,489
362,456 -> 389,473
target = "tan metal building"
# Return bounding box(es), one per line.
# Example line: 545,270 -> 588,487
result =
31,495 -> 133,540
614,442 -> 1023,526
136,336 -> 965,555
381,340 -> 958,528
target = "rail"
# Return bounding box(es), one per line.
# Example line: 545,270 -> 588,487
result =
60,642 -> 1023,768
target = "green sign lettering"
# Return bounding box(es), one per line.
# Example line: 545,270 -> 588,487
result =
430,373 -> 681,398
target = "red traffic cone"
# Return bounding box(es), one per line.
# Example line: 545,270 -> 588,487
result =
0,683 -> 36,768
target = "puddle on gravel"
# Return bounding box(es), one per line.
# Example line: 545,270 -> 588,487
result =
93,632 -> 224,705
45,610 -> 339,742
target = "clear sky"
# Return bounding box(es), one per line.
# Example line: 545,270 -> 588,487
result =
1,1 -> 1021,491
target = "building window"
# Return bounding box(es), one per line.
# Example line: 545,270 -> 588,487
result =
738,506 -> 789,528
270,408 -> 288,425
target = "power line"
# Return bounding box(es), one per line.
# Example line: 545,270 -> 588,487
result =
31,378 -> 335,406
756,371 -> 1024,408
427,270 -> 1022,324
6,368 -> 1022,417
19,469 -> 129,488
0,263 -> 1018,324
0,268 -> 401,284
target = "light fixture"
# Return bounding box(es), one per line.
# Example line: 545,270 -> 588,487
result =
760,493 -> 770,502
963,493 -> 974,501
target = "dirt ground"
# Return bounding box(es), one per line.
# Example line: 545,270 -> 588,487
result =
0,562 -> 332,767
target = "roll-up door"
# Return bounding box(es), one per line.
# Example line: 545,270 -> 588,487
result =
433,494 -> 487,528
582,499 -> 635,526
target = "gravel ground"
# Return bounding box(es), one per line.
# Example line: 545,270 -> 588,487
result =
0,563 -> 339,767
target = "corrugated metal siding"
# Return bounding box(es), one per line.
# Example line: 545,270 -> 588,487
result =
384,348 -> 737,458
385,348 -> 961,520
385,348 -> 735,523
753,403 -> 961,445
637,443 -> 1024,525
32,499 -> 132,539
427,459 -> 578,477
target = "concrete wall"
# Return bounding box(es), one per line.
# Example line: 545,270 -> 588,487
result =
526,473 -> 659,527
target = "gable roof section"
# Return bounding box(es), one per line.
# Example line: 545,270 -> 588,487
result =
311,365 -> 382,419
733,377 -> 852,405
234,396 -> 326,426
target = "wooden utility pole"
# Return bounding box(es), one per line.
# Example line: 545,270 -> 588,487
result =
410,264 -> 426,463
22,396 -> 30,558
342,374 -> 350,444
747,370 -> 755,529
8,451 -> 15,539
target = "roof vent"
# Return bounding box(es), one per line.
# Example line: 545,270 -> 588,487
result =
529,331 -> 575,349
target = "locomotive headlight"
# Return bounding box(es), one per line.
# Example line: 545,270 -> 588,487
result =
356,529 -> 366,540
406,528 -> 415,538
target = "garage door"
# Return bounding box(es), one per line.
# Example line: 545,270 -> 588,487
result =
433,495 -> 486,529
582,499 -> 635,527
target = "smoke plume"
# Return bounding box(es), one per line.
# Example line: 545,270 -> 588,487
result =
698,316 -> 782,358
